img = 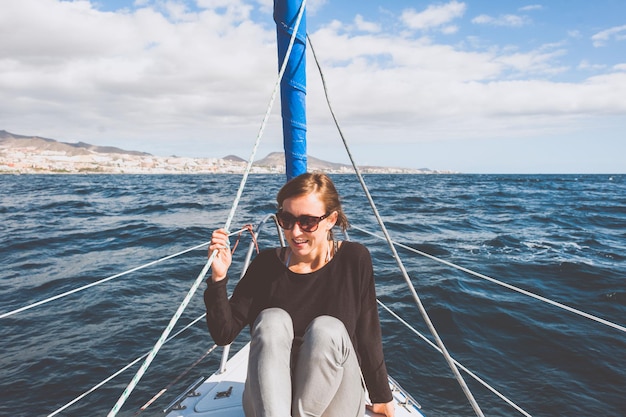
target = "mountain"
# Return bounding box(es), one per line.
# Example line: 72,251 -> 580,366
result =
254,152 -> 351,172
1,130 -> 447,174
0,130 -> 150,157
223,155 -> 246,163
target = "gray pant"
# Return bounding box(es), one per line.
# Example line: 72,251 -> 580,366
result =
243,308 -> 365,417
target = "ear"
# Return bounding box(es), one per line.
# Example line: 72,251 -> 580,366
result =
327,211 -> 338,229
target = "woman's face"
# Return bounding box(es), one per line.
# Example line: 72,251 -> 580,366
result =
281,192 -> 337,262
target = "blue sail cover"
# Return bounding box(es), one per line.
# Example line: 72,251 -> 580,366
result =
274,0 -> 307,181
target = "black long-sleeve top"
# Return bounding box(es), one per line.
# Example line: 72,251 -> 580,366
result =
203,241 -> 393,404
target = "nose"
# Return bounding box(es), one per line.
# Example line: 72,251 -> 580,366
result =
291,221 -> 305,234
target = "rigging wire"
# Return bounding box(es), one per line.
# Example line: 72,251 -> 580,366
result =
377,300 -> 532,417
47,313 -> 209,417
0,239 -> 209,319
355,225 -> 626,335
1,226 -> 252,320
106,1 -> 308,415
307,34 -> 485,417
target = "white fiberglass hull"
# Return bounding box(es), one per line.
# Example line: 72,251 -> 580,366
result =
165,343 -> 425,417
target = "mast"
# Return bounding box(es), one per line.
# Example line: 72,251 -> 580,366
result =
274,0 -> 307,181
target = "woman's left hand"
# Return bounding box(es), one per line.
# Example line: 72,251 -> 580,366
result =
367,401 -> 395,417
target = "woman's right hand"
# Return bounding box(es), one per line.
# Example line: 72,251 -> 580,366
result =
209,228 -> 231,282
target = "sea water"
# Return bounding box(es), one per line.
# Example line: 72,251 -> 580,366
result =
1,174 -> 624,417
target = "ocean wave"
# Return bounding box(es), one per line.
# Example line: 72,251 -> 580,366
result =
1,174 -> 625,417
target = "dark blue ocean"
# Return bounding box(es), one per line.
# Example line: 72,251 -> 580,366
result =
1,174 -> 625,417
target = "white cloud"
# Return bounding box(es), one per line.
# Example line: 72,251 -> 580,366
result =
578,60 -> 606,71
305,22 -> 626,131
519,5 -> 543,12
441,25 -> 459,35
568,30 -> 582,39
591,24 -> 626,47
0,0 -> 276,144
495,48 -> 568,76
354,14 -> 381,33
472,13 -> 531,27
401,1 -> 466,31
1,0 -> 625,172
307,0 -> 329,15
471,14 -> 491,25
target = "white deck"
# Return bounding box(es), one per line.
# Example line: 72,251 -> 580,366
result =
165,343 -> 425,417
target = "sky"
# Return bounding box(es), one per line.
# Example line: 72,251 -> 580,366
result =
1,0 -> 625,173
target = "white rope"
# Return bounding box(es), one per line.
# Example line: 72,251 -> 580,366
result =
47,313 -> 208,417
307,34 -> 485,417
107,2 -> 307,415
1,226 -> 251,320
377,300 -> 532,417
0,240 -> 212,319
355,225 -> 626,334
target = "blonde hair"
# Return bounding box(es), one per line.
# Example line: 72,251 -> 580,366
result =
277,172 -> 349,234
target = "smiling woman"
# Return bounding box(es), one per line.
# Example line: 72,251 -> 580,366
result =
205,172 -> 396,417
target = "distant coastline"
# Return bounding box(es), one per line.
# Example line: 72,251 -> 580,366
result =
0,130 -> 454,175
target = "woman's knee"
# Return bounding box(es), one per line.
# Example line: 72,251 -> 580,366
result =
306,315 -> 347,339
251,308 -> 294,345
302,316 -> 350,357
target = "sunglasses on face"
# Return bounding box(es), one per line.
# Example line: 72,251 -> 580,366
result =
276,210 -> 330,232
